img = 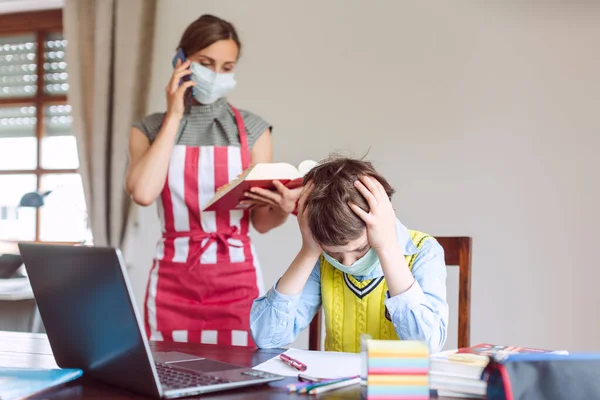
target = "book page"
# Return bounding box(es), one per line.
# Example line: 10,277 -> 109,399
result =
298,160 -> 318,175
245,160 -> 317,181
246,163 -> 301,181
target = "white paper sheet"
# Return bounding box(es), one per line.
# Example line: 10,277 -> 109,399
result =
253,348 -> 361,379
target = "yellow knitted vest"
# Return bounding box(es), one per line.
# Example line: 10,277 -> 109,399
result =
320,230 -> 432,353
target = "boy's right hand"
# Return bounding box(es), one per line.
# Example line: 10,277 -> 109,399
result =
297,181 -> 321,255
273,181 -> 321,297
165,59 -> 195,119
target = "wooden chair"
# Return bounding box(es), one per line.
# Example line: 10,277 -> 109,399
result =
308,236 -> 472,350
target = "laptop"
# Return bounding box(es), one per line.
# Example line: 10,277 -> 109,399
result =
18,243 -> 284,398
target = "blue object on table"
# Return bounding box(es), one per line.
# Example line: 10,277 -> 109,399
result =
0,367 -> 82,400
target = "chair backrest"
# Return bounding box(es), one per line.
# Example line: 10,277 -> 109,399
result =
308,236 -> 472,351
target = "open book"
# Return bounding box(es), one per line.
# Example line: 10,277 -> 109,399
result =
202,160 -> 317,212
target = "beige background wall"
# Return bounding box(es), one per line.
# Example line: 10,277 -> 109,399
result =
126,0 -> 600,351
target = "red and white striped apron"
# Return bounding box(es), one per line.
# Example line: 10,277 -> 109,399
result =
144,105 -> 263,347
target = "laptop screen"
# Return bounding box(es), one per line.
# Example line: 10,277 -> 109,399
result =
18,243 -> 162,398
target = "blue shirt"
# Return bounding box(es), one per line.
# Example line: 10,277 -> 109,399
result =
250,220 -> 449,353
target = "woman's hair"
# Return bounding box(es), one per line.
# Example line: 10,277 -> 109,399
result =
178,14 -> 241,57
303,156 -> 395,246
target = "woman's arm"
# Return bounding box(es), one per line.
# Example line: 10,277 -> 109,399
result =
125,59 -> 194,206
248,130 -> 302,233
126,117 -> 180,206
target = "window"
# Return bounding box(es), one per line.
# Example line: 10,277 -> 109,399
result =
0,10 -> 88,253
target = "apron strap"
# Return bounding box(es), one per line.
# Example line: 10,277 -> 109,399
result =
160,106 -> 250,169
229,105 -> 251,169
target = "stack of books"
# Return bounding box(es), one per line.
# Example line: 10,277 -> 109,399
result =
430,343 -> 568,398
366,340 -> 430,400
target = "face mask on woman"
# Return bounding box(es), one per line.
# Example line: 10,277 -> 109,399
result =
190,62 -> 237,104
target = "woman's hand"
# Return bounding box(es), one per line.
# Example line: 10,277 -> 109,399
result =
241,181 -> 302,215
165,59 -> 195,119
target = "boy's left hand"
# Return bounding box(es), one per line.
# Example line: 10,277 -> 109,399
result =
349,175 -> 397,253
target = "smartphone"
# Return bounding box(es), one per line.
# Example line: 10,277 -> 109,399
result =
172,48 -> 191,86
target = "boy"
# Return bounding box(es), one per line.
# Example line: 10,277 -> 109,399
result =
250,157 -> 448,353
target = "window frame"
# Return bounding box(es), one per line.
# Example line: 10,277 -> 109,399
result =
0,9 -> 79,244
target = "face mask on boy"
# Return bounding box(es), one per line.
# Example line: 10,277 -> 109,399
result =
322,248 -> 380,276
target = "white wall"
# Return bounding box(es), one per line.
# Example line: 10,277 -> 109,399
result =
126,0 -> 600,351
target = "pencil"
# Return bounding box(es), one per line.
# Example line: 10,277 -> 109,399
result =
286,381 -> 314,392
298,376 -> 360,394
298,373 -> 322,382
297,377 -> 349,394
308,377 -> 361,395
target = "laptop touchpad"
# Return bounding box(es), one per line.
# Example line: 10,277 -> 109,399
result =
171,359 -> 242,373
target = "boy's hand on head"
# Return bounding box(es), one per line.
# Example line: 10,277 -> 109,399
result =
349,175 -> 398,253
271,181 -> 321,297
297,181 -> 322,255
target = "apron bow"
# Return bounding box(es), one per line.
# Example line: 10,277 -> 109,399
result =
162,226 -> 247,270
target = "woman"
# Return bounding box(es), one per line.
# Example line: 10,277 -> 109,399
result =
126,15 -> 300,346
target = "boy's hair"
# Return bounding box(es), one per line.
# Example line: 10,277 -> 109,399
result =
303,156 -> 395,246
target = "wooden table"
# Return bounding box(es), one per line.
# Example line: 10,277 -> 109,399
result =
0,331 -> 464,399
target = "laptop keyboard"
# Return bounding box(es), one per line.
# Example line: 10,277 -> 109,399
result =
155,362 -> 231,390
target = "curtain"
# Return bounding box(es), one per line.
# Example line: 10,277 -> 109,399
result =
63,0 -> 157,247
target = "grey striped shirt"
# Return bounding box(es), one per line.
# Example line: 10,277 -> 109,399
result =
132,97 -> 271,148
